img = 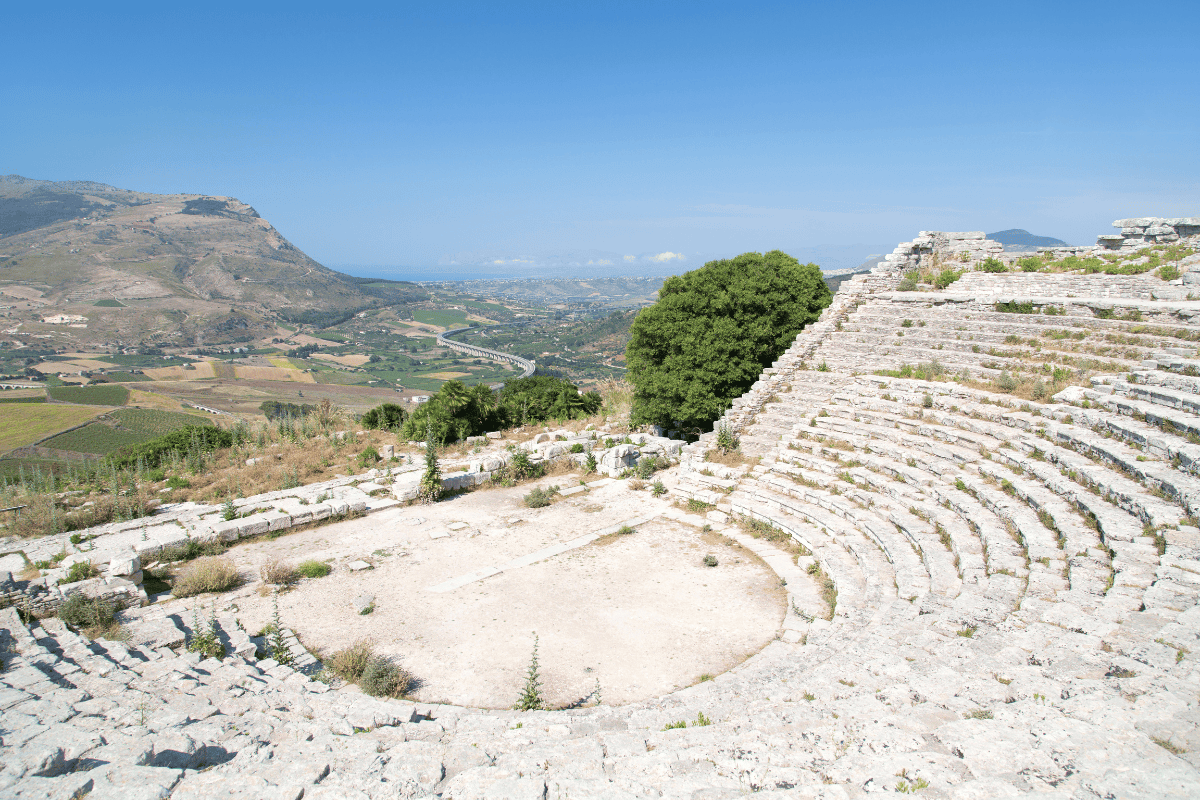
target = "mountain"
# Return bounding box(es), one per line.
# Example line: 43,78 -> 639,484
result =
986,228 -> 1068,248
0,176 -> 426,347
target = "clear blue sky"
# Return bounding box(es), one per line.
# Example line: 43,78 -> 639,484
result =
4,1 -> 1198,279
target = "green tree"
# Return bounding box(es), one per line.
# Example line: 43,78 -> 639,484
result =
625,250 -> 830,431
361,402 -> 406,431
402,380 -> 499,444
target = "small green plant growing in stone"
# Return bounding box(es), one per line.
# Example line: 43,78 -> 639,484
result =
569,443 -> 585,453
703,554 -> 718,567
651,480 -> 667,497
269,591 -> 294,666
715,422 -> 738,454
418,426 -> 442,504
187,605 -> 225,661
514,633 -> 546,711
584,452 -> 598,474
58,561 -> 99,585
958,625 -> 977,638
222,497 -> 237,521
359,602 -> 375,615
694,712 -> 712,726
922,393 -> 933,408
617,524 -> 635,535
663,720 -> 686,730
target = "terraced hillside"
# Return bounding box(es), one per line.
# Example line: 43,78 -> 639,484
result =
3,219 -> 1200,799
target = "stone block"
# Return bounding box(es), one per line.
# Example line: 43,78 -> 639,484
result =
210,520 -> 241,543
238,517 -> 270,537
262,511 -> 292,532
108,552 -> 141,577
379,444 -> 395,459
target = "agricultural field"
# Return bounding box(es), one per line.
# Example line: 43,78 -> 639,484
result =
0,403 -> 110,452
411,309 -> 473,329
40,408 -> 211,455
47,384 -> 130,406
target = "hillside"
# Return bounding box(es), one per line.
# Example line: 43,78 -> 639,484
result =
0,175 -> 426,347
986,227 -> 1068,248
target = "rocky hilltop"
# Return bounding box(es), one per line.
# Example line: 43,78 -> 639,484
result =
0,176 -> 425,346
1,216 -> 1200,798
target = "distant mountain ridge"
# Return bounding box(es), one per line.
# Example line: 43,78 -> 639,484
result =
986,228 -> 1068,248
0,175 -> 426,346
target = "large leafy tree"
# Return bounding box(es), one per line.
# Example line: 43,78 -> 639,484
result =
626,250 -> 830,431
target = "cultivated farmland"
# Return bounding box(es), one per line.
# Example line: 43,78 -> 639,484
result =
40,409 -> 213,455
46,384 -> 130,406
0,403 -> 110,452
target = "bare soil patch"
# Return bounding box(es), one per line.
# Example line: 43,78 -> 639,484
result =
190,478 -> 784,708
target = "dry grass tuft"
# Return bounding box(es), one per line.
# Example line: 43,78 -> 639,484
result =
260,558 -> 300,586
327,638 -> 376,682
172,556 -> 240,597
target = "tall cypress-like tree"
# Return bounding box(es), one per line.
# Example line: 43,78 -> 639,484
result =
625,250 -> 830,432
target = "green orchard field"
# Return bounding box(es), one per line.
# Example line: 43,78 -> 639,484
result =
0,403 -> 110,452
47,384 -> 130,406
40,409 -> 212,455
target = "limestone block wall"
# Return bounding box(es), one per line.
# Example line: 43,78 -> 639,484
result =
1098,216 -> 1200,250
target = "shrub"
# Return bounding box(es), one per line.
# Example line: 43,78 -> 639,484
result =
703,554 -> 718,567
361,402 -> 407,431
160,539 -> 225,563
897,271 -> 918,291
172,556 -> 240,597
59,561 -> 99,585
297,560 -> 331,578
980,257 -> 1007,273
260,558 -> 299,586
222,497 -> 237,521
715,422 -> 739,454
523,485 -> 560,508
922,393 -> 933,409
628,478 -> 645,491
509,449 -> 541,480
107,424 -> 232,470
651,480 -> 667,497
995,372 -> 1019,392
1159,264 -> 1181,281
360,655 -> 413,698
357,447 -> 381,468
498,375 -> 601,427
616,524 -> 636,535
58,593 -> 117,629
933,269 -> 963,289
327,639 -> 375,682
584,452 -> 598,473
569,443 -> 584,453
166,475 -> 191,489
